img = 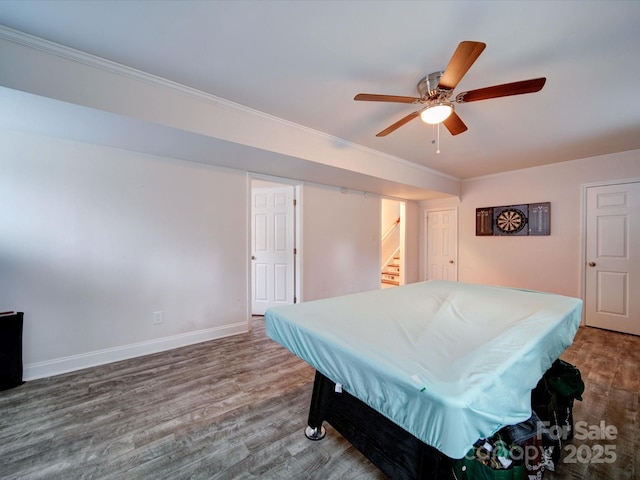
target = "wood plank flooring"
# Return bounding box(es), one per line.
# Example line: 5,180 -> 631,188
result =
0,319 -> 638,479
546,325 -> 640,480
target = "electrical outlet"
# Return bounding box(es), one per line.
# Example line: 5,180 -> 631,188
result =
153,311 -> 163,325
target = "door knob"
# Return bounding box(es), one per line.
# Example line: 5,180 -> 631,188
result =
251,255 -> 256,260
588,261 -> 596,267
449,260 -> 455,264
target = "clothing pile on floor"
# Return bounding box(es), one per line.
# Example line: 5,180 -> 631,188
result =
453,359 -> 585,480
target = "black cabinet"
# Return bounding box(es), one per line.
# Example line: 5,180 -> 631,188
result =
0,311 -> 24,391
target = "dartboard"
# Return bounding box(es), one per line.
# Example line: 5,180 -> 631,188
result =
495,208 -> 527,234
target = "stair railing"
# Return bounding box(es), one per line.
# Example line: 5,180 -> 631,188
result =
382,217 -> 401,242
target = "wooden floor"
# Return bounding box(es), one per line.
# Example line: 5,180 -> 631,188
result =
546,325 -> 640,480
0,319 -> 638,479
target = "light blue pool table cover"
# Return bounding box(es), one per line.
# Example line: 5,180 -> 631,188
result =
264,281 -> 582,459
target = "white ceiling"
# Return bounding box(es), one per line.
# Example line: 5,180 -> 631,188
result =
0,0 -> 639,181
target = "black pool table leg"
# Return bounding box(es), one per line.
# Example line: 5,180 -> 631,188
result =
305,370 -> 332,440
304,425 -> 326,440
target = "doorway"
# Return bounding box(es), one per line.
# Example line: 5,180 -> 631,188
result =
250,177 -> 300,315
381,199 -> 405,288
424,208 -> 458,281
583,180 -> 640,335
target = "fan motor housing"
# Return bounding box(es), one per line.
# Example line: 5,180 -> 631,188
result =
417,71 -> 446,99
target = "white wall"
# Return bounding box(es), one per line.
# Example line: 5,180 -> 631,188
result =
0,130 -> 251,378
403,200 -> 420,284
301,185 -> 381,300
1,129 -> 422,379
451,150 -> 640,297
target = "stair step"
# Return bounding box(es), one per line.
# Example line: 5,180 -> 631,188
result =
382,252 -> 400,286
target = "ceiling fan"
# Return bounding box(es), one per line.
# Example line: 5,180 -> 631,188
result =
354,41 -> 546,137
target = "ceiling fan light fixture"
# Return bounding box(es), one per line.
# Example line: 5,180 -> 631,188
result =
420,102 -> 454,124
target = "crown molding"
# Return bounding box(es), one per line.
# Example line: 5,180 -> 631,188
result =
0,25 -> 459,184
0,25 -> 239,105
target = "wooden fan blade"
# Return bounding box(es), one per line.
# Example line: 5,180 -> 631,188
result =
438,41 -> 486,91
376,111 -> 421,137
354,93 -> 420,104
442,111 -> 468,136
456,77 -> 546,103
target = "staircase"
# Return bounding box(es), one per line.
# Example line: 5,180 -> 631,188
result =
381,215 -> 401,288
381,252 -> 400,287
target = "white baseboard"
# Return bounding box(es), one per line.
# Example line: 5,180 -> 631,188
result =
23,322 -> 248,381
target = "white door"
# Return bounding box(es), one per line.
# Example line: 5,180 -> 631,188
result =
585,181 -> 640,335
426,209 -> 458,281
251,186 -> 295,315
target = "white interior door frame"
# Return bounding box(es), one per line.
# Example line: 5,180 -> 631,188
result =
580,177 -> 640,328
249,173 -> 302,318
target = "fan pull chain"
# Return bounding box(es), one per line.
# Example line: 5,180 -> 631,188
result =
431,123 -> 441,154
